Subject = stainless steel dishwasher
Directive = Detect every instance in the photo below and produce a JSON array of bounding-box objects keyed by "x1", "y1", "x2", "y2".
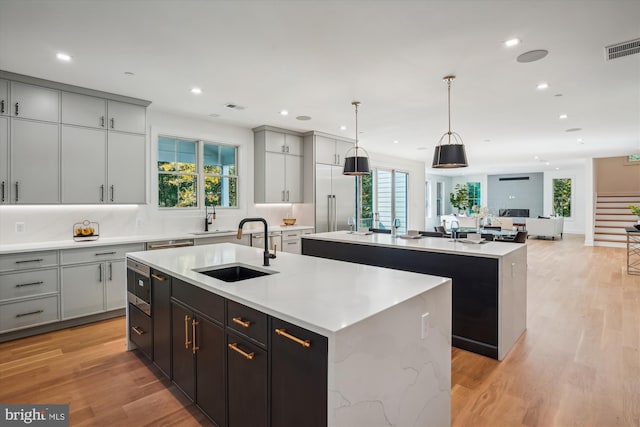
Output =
[{"x1": 145, "y1": 239, "x2": 195, "y2": 250}]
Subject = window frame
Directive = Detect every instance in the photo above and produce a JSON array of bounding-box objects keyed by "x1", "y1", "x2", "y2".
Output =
[{"x1": 157, "y1": 134, "x2": 240, "y2": 210}]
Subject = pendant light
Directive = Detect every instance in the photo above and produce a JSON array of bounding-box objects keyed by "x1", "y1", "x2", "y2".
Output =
[
  {"x1": 432, "y1": 75, "x2": 468, "y2": 168},
  {"x1": 343, "y1": 101, "x2": 370, "y2": 176}
]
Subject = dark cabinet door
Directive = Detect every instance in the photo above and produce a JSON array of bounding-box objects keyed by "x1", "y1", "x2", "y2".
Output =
[
  {"x1": 171, "y1": 301, "x2": 195, "y2": 401},
  {"x1": 196, "y1": 316, "x2": 226, "y2": 427},
  {"x1": 152, "y1": 270, "x2": 171, "y2": 377},
  {"x1": 270, "y1": 318, "x2": 328, "y2": 427},
  {"x1": 227, "y1": 333, "x2": 268, "y2": 427}
]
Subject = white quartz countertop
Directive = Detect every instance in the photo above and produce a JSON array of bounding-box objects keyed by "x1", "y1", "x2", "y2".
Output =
[
  {"x1": 127, "y1": 243, "x2": 450, "y2": 337},
  {"x1": 0, "y1": 225, "x2": 313, "y2": 255},
  {"x1": 303, "y1": 231, "x2": 524, "y2": 258}
]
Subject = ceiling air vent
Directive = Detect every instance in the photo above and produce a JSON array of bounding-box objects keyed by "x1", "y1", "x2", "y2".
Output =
[{"x1": 605, "y1": 38, "x2": 640, "y2": 61}]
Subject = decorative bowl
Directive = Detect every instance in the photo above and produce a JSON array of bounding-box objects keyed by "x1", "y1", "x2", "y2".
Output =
[{"x1": 283, "y1": 218, "x2": 297, "y2": 226}]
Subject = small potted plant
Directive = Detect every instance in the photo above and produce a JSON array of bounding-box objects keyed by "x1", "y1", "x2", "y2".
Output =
[{"x1": 630, "y1": 205, "x2": 640, "y2": 228}]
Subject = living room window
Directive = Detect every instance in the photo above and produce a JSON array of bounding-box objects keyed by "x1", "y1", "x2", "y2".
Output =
[
  {"x1": 158, "y1": 135, "x2": 238, "y2": 208},
  {"x1": 467, "y1": 182, "x2": 481, "y2": 213},
  {"x1": 552, "y1": 177, "x2": 572, "y2": 217}
]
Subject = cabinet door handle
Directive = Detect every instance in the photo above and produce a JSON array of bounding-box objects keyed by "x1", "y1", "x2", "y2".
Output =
[
  {"x1": 14, "y1": 181, "x2": 18, "y2": 202},
  {"x1": 95, "y1": 251, "x2": 116, "y2": 256},
  {"x1": 110, "y1": 185, "x2": 114, "y2": 202},
  {"x1": 287, "y1": 242, "x2": 297, "y2": 245},
  {"x1": 184, "y1": 315, "x2": 192, "y2": 349},
  {"x1": 100, "y1": 184, "x2": 104, "y2": 202},
  {"x1": 228, "y1": 343, "x2": 254, "y2": 360},
  {"x1": 131, "y1": 326, "x2": 145, "y2": 336},
  {"x1": 192, "y1": 319, "x2": 199, "y2": 354},
  {"x1": 15, "y1": 281, "x2": 44, "y2": 288},
  {"x1": 14, "y1": 102, "x2": 19, "y2": 116},
  {"x1": 98, "y1": 264, "x2": 103, "y2": 282},
  {"x1": 232, "y1": 317, "x2": 251, "y2": 328},
  {"x1": 286, "y1": 145, "x2": 290, "y2": 153},
  {"x1": 108, "y1": 262, "x2": 113, "y2": 281},
  {"x1": 0, "y1": 99, "x2": 4, "y2": 113},
  {"x1": 275, "y1": 328, "x2": 311, "y2": 348},
  {"x1": 16, "y1": 309, "x2": 43, "y2": 318},
  {"x1": 151, "y1": 273, "x2": 167, "y2": 281},
  {"x1": 334, "y1": 154, "x2": 338, "y2": 165},
  {"x1": 100, "y1": 116, "x2": 105, "y2": 127},
  {"x1": 15, "y1": 258, "x2": 44, "y2": 264},
  {"x1": 110, "y1": 118, "x2": 115, "y2": 129},
  {"x1": 1, "y1": 181, "x2": 4, "y2": 202},
  {"x1": 281, "y1": 190, "x2": 285, "y2": 202}
]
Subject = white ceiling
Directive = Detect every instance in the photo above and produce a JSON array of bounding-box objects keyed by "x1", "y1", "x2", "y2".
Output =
[{"x1": 1, "y1": 0, "x2": 639, "y2": 176}]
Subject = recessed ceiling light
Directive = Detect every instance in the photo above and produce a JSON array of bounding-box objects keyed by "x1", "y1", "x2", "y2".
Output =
[
  {"x1": 393, "y1": 140, "x2": 399, "y2": 144},
  {"x1": 340, "y1": 125, "x2": 347, "y2": 131},
  {"x1": 577, "y1": 138, "x2": 584, "y2": 143},
  {"x1": 295, "y1": 115, "x2": 312, "y2": 121},
  {"x1": 191, "y1": 87, "x2": 202, "y2": 95},
  {"x1": 545, "y1": 162, "x2": 551, "y2": 166},
  {"x1": 279, "y1": 110, "x2": 289, "y2": 116},
  {"x1": 504, "y1": 38, "x2": 520, "y2": 47},
  {"x1": 536, "y1": 82, "x2": 549, "y2": 90},
  {"x1": 559, "y1": 114, "x2": 568, "y2": 119},
  {"x1": 517, "y1": 49, "x2": 549, "y2": 63},
  {"x1": 56, "y1": 52, "x2": 72, "y2": 62},
  {"x1": 534, "y1": 155, "x2": 539, "y2": 160},
  {"x1": 555, "y1": 167, "x2": 560, "y2": 170}
]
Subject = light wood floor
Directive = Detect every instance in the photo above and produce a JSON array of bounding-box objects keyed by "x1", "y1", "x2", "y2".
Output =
[{"x1": 1, "y1": 234, "x2": 638, "y2": 426}]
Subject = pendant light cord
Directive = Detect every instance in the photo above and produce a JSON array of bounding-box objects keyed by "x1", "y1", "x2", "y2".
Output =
[
  {"x1": 446, "y1": 76, "x2": 453, "y2": 143},
  {"x1": 353, "y1": 101, "x2": 360, "y2": 154}
]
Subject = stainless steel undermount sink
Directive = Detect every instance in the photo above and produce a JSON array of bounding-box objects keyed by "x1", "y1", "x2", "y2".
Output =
[
  {"x1": 190, "y1": 229, "x2": 234, "y2": 235},
  {"x1": 194, "y1": 263, "x2": 276, "y2": 282}
]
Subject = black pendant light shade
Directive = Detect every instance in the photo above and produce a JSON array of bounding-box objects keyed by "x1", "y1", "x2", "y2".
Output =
[
  {"x1": 343, "y1": 101, "x2": 370, "y2": 176},
  {"x1": 432, "y1": 75, "x2": 469, "y2": 169},
  {"x1": 432, "y1": 133, "x2": 468, "y2": 168}
]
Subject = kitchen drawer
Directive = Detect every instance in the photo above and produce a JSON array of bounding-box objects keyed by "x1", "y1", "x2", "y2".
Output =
[
  {"x1": 129, "y1": 303, "x2": 152, "y2": 359},
  {"x1": 227, "y1": 300, "x2": 268, "y2": 346},
  {"x1": 61, "y1": 243, "x2": 144, "y2": 265},
  {"x1": 0, "y1": 268, "x2": 59, "y2": 301},
  {"x1": 172, "y1": 278, "x2": 224, "y2": 323},
  {"x1": 0, "y1": 251, "x2": 58, "y2": 273},
  {"x1": 281, "y1": 230, "x2": 301, "y2": 241},
  {"x1": 0, "y1": 295, "x2": 59, "y2": 333},
  {"x1": 283, "y1": 239, "x2": 301, "y2": 254}
]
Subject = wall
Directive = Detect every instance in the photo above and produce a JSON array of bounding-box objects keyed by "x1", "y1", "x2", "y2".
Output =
[
  {"x1": 0, "y1": 108, "x2": 313, "y2": 244},
  {"x1": 487, "y1": 173, "x2": 544, "y2": 218},
  {"x1": 594, "y1": 156, "x2": 640, "y2": 195},
  {"x1": 369, "y1": 152, "x2": 426, "y2": 231}
]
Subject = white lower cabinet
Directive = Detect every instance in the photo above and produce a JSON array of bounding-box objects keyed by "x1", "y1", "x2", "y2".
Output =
[
  {"x1": 105, "y1": 259, "x2": 126, "y2": 311},
  {"x1": 61, "y1": 263, "x2": 105, "y2": 319},
  {"x1": 0, "y1": 295, "x2": 59, "y2": 332}
]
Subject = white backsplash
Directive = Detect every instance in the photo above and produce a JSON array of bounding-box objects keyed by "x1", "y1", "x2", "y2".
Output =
[{"x1": 0, "y1": 203, "x2": 315, "y2": 245}]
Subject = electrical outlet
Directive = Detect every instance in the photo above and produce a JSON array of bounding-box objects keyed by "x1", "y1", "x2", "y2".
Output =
[
  {"x1": 421, "y1": 312, "x2": 430, "y2": 339},
  {"x1": 15, "y1": 222, "x2": 25, "y2": 233}
]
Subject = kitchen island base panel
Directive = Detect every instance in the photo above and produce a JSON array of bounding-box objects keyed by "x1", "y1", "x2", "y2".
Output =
[{"x1": 329, "y1": 283, "x2": 451, "y2": 427}]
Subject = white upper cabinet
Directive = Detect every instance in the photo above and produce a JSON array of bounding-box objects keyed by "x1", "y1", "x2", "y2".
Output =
[
  {"x1": 265, "y1": 131, "x2": 302, "y2": 155},
  {"x1": 0, "y1": 79, "x2": 8, "y2": 116},
  {"x1": 0, "y1": 117, "x2": 8, "y2": 203},
  {"x1": 107, "y1": 100, "x2": 146, "y2": 134},
  {"x1": 10, "y1": 82, "x2": 59, "y2": 123},
  {"x1": 315, "y1": 134, "x2": 353, "y2": 166},
  {"x1": 107, "y1": 132, "x2": 146, "y2": 203},
  {"x1": 61, "y1": 125, "x2": 107, "y2": 203},
  {"x1": 11, "y1": 119, "x2": 60, "y2": 203},
  {"x1": 61, "y1": 92, "x2": 107, "y2": 129}
]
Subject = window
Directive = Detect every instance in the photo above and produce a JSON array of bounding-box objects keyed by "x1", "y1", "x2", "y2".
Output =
[
  {"x1": 425, "y1": 181, "x2": 432, "y2": 219},
  {"x1": 158, "y1": 136, "x2": 238, "y2": 208},
  {"x1": 552, "y1": 178, "x2": 572, "y2": 217},
  {"x1": 467, "y1": 182, "x2": 481, "y2": 213},
  {"x1": 436, "y1": 182, "x2": 444, "y2": 216},
  {"x1": 359, "y1": 169, "x2": 409, "y2": 234}
]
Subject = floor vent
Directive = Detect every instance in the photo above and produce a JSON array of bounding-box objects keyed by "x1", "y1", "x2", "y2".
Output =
[{"x1": 605, "y1": 38, "x2": 640, "y2": 61}]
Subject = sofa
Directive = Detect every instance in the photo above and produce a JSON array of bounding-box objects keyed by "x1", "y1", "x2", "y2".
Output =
[{"x1": 525, "y1": 217, "x2": 564, "y2": 239}]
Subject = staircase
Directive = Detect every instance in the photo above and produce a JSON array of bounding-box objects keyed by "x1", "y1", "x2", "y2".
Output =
[{"x1": 594, "y1": 193, "x2": 640, "y2": 247}]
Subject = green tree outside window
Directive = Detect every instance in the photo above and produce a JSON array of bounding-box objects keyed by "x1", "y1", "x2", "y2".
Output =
[{"x1": 552, "y1": 178, "x2": 572, "y2": 217}]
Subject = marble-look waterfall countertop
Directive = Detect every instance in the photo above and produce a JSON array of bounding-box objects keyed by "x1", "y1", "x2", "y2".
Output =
[
  {"x1": 127, "y1": 242, "x2": 450, "y2": 337},
  {"x1": 303, "y1": 230, "x2": 523, "y2": 258},
  {"x1": 0, "y1": 225, "x2": 313, "y2": 255}
]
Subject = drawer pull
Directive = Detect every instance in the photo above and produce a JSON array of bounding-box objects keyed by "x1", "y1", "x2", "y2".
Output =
[
  {"x1": 151, "y1": 274, "x2": 167, "y2": 282},
  {"x1": 15, "y1": 281, "x2": 44, "y2": 288},
  {"x1": 228, "y1": 343, "x2": 254, "y2": 360},
  {"x1": 287, "y1": 242, "x2": 297, "y2": 245},
  {"x1": 95, "y1": 251, "x2": 116, "y2": 256},
  {"x1": 15, "y1": 258, "x2": 44, "y2": 264},
  {"x1": 131, "y1": 326, "x2": 145, "y2": 335},
  {"x1": 192, "y1": 319, "x2": 199, "y2": 354},
  {"x1": 184, "y1": 315, "x2": 192, "y2": 349},
  {"x1": 16, "y1": 309, "x2": 44, "y2": 318},
  {"x1": 275, "y1": 328, "x2": 311, "y2": 348},
  {"x1": 232, "y1": 317, "x2": 252, "y2": 328}
]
